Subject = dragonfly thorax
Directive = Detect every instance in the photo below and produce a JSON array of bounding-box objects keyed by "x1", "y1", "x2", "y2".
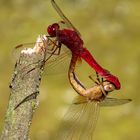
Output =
[{"x1": 57, "y1": 29, "x2": 84, "y2": 55}]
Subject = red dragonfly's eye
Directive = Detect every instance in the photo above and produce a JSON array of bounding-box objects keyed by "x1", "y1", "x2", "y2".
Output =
[{"x1": 47, "y1": 23, "x2": 60, "y2": 37}]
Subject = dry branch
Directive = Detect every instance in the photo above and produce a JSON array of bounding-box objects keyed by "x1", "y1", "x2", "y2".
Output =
[{"x1": 0, "y1": 35, "x2": 48, "y2": 140}]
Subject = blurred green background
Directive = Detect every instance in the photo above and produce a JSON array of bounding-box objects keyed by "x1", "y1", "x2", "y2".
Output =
[{"x1": 0, "y1": 0, "x2": 140, "y2": 139}]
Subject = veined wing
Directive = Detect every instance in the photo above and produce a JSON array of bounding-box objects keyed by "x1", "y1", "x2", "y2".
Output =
[
  {"x1": 99, "y1": 97, "x2": 132, "y2": 107},
  {"x1": 56, "y1": 99, "x2": 100, "y2": 140},
  {"x1": 13, "y1": 37, "x2": 75, "y2": 75},
  {"x1": 44, "y1": 48, "x2": 71, "y2": 75},
  {"x1": 51, "y1": 0, "x2": 81, "y2": 36},
  {"x1": 54, "y1": 94, "x2": 131, "y2": 140}
]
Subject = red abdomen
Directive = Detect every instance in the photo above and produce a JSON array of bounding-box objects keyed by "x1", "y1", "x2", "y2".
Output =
[{"x1": 80, "y1": 48, "x2": 121, "y2": 89}]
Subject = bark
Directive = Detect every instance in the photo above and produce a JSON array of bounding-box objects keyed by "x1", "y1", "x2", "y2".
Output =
[{"x1": 0, "y1": 35, "x2": 48, "y2": 140}]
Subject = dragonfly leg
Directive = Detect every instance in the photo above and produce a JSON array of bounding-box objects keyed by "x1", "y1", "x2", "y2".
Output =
[
  {"x1": 56, "y1": 41, "x2": 61, "y2": 55},
  {"x1": 88, "y1": 75, "x2": 99, "y2": 85},
  {"x1": 96, "y1": 72, "x2": 101, "y2": 83},
  {"x1": 101, "y1": 77, "x2": 104, "y2": 82},
  {"x1": 89, "y1": 73, "x2": 107, "y2": 97},
  {"x1": 45, "y1": 41, "x2": 62, "y2": 62},
  {"x1": 46, "y1": 38, "x2": 61, "y2": 55},
  {"x1": 88, "y1": 71, "x2": 103, "y2": 85},
  {"x1": 96, "y1": 73, "x2": 107, "y2": 96},
  {"x1": 95, "y1": 72, "x2": 105, "y2": 83},
  {"x1": 47, "y1": 39, "x2": 58, "y2": 53},
  {"x1": 14, "y1": 91, "x2": 39, "y2": 110}
]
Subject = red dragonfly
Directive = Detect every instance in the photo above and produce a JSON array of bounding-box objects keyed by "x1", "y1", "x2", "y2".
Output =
[{"x1": 47, "y1": 0, "x2": 121, "y2": 90}]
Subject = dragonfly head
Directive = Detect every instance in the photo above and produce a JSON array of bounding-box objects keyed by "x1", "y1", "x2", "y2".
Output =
[
  {"x1": 102, "y1": 81, "x2": 115, "y2": 93},
  {"x1": 47, "y1": 23, "x2": 60, "y2": 37}
]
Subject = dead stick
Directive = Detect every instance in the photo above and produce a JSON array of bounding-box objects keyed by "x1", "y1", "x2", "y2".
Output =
[{"x1": 0, "y1": 35, "x2": 48, "y2": 140}]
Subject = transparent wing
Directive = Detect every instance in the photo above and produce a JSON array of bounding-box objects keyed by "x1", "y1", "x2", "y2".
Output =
[
  {"x1": 13, "y1": 39, "x2": 54, "y2": 62},
  {"x1": 44, "y1": 48, "x2": 81, "y2": 75},
  {"x1": 13, "y1": 40, "x2": 75, "y2": 75},
  {"x1": 99, "y1": 97, "x2": 132, "y2": 107},
  {"x1": 51, "y1": 0, "x2": 81, "y2": 36},
  {"x1": 53, "y1": 97, "x2": 131, "y2": 140},
  {"x1": 12, "y1": 42, "x2": 40, "y2": 61},
  {"x1": 77, "y1": 102, "x2": 100, "y2": 140},
  {"x1": 43, "y1": 48, "x2": 71, "y2": 75},
  {"x1": 56, "y1": 98, "x2": 100, "y2": 140}
]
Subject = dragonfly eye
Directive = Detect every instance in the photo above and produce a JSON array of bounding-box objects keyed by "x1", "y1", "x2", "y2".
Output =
[
  {"x1": 47, "y1": 23, "x2": 60, "y2": 37},
  {"x1": 104, "y1": 83, "x2": 115, "y2": 92}
]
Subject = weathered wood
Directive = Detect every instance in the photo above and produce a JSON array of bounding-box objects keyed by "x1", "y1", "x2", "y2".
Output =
[{"x1": 0, "y1": 35, "x2": 48, "y2": 140}]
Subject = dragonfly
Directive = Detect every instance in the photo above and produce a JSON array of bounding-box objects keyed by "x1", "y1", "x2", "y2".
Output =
[
  {"x1": 46, "y1": 0, "x2": 121, "y2": 90},
  {"x1": 53, "y1": 54, "x2": 131, "y2": 140}
]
